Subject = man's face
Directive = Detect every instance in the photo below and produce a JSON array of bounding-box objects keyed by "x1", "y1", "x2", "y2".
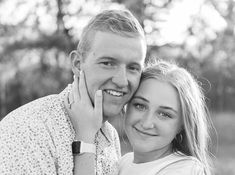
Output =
[{"x1": 80, "y1": 31, "x2": 146, "y2": 119}]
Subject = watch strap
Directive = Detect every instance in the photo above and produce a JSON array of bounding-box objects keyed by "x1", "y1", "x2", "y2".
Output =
[{"x1": 72, "y1": 140, "x2": 96, "y2": 155}]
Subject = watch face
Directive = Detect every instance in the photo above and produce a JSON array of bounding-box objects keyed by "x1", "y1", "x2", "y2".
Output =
[{"x1": 72, "y1": 141, "x2": 81, "y2": 154}]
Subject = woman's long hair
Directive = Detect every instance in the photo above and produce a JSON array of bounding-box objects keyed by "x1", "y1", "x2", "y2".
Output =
[{"x1": 141, "y1": 60, "x2": 213, "y2": 175}]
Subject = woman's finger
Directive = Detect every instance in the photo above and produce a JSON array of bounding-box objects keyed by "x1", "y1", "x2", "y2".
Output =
[
  {"x1": 79, "y1": 70, "x2": 92, "y2": 105},
  {"x1": 94, "y1": 90, "x2": 103, "y2": 122}
]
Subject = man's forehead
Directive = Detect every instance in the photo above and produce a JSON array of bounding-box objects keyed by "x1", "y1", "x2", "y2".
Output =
[{"x1": 84, "y1": 31, "x2": 146, "y2": 64}]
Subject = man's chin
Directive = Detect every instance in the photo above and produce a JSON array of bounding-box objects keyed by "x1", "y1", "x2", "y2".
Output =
[{"x1": 103, "y1": 106, "x2": 122, "y2": 120}]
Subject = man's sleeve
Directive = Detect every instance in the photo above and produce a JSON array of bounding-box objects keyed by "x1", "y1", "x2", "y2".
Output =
[{"x1": 0, "y1": 114, "x2": 57, "y2": 175}]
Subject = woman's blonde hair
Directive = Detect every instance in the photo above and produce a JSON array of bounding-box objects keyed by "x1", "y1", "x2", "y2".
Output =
[{"x1": 142, "y1": 59, "x2": 213, "y2": 175}]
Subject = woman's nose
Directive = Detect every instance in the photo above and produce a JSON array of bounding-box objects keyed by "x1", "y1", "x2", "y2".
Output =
[{"x1": 141, "y1": 113, "x2": 155, "y2": 129}]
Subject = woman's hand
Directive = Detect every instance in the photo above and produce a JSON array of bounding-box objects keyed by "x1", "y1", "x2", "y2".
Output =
[{"x1": 64, "y1": 71, "x2": 103, "y2": 143}]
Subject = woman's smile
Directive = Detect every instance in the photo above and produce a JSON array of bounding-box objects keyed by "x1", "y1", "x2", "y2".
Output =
[{"x1": 133, "y1": 126, "x2": 158, "y2": 137}]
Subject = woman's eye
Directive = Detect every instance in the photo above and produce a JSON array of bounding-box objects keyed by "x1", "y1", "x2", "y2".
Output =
[
  {"x1": 158, "y1": 112, "x2": 172, "y2": 119},
  {"x1": 133, "y1": 103, "x2": 146, "y2": 111}
]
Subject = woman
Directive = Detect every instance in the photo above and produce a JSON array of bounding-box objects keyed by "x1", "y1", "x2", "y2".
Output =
[
  {"x1": 119, "y1": 60, "x2": 213, "y2": 175},
  {"x1": 66, "y1": 60, "x2": 213, "y2": 175}
]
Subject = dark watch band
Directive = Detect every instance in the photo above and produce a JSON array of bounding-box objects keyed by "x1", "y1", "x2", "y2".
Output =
[{"x1": 72, "y1": 140, "x2": 96, "y2": 155}]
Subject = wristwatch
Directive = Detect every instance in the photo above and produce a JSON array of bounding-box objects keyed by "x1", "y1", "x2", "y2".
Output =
[{"x1": 72, "y1": 140, "x2": 96, "y2": 155}]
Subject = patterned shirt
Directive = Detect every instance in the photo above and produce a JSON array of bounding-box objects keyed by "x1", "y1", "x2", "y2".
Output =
[{"x1": 0, "y1": 85, "x2": 121, "y2": 175}]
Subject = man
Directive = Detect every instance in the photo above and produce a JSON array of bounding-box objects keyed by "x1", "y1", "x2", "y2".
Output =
[{"x1": 0, "y1": 9, "x2": 146, "y2": 175}]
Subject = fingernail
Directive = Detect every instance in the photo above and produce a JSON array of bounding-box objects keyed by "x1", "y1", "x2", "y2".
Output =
[
  {"x1": 96, "y1": 90, "x2": 102, "y2": 96},
  {"x1": 80, "y1": 70, "x2": 83, "y2": 76},
  {"x1": 73, "y1": 75, "x2": 76, "y2": 80}
]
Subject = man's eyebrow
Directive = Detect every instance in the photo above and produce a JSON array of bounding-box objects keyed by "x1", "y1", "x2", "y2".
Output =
[
  {"x1": 97, "y1": 56, "x2": 117, "y2": 61},
  {"x1": 132, "y1": 96, "x2": 149, "y2": 102},
  {"x1": 97, "y1": 57, "x2": 142, "y2": 68},
  {"x1": 159, "y1": 106, "x2": 178, "y2": 114},
  {"x1": 130, "y1": 62, "x2": 142, "y2": 67}
]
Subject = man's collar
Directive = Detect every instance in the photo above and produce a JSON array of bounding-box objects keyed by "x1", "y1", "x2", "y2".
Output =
[
  {"x1": 59, "y1": 84, "x2": 72, "y2": 100},
  {"x1": 60, "y1": 84, "x2": 112, "y2": 143},
  {"x1": 100, "y1": 122, "x2": 112, "y2": 143}
]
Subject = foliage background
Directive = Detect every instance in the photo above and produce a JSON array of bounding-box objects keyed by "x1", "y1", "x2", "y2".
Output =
[{"x1": 0, "y1": 0, "x2": 235, "y2": 174}]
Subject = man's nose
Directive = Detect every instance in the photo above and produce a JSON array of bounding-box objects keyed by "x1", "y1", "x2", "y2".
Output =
[{"x1": 112, "y1": 67, "x2": 128, "y2": 88}]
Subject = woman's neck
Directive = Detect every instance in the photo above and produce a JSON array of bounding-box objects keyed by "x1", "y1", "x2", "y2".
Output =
[{"x1": 133, "y1": 145, "x2": 173, "y2": 164}]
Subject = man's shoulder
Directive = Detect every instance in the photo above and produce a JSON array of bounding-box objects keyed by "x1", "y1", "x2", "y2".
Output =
[
  {"x1": 0, "y1": 92, "x2": 73, "y2": 142},
  {"x1": 0, "y1": 92, "x2": 74, "y2": 174},
  {"x1": 8, "y1": 94, "x2": 60, "y2": 116},
  {"x1": 1, "y1": 94, "x2": 64, "y2": 127}
]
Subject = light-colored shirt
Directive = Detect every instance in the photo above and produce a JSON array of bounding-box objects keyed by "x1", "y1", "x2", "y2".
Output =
[
  {"x1": 0, "y1": 85, "x2": 121, "y2": 175},
  {"x1": 119, "y1": 152, "x2": 205, "y2": 175}
]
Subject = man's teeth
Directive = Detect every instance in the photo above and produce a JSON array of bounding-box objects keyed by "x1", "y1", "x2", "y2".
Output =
[{"x1": 105, "y1": 90, "x2": 124, "y2": 97}]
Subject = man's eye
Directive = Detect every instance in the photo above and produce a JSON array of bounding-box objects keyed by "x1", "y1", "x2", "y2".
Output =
[
  {"x1": 101, "y1": 62, "x2": 114, "y2": 66},
  {"x1": 128, "y1": 66, "x2": 141, "y2": 73},
  {"x1": 133, "y1": 103, "x2": 146, "y2": 111}
]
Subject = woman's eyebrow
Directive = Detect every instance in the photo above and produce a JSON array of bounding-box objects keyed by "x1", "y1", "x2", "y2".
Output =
[
  {"x1": 132, "y1": 96, "x2": 149, "y2": 103},
  {"x1": 159, "y1": 106, "x2": 178, "y2": 114}
]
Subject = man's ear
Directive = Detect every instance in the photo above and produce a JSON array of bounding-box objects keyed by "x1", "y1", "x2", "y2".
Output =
[{"x1": 70, "y1": 50, "x2": 81, "y2": 77}]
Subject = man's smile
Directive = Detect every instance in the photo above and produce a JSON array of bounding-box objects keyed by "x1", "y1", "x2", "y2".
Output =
[{"x1": 104, "y1": 89, "x2": 127, "y2": 97}]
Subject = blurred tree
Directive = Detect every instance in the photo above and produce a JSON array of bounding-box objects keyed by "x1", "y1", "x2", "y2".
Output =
[
  {"x1": 1, "y1": 0, "x2": 235, "y2": 119},
  {"x1": 0, "y1": 0, "x2": 123, "y2": 119},
  {"x1": 131, "y1": 0, "x2": 235, "y2": 112},
  {"x1": 194, "y1": 0, "x2": 235, "y2": 111},
  {"x1": 0, "y1": 0, "x2": 77, "y2": 118}
]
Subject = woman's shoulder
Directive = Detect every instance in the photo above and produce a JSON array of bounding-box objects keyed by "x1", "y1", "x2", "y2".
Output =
[
  {"x1": 158, "y1": 152, "x2": 205, "y2": 175},
  {"x1": 119, "y1": 152, "x2": 134, "y2": 166},
  {"x1": 120, "y1": 152, "x2": 133, "y2": 161}
]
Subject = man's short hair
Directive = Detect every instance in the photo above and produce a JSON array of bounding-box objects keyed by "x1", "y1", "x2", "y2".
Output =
[{"x1": 77, "y1": 9, "x2": 146, "y2": 59}]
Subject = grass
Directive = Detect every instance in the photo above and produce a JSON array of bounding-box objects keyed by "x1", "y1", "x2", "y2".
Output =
[
  {"x1": 110, "y1": 112, "x2": 235, "y2": 175},
  {"x1": 210, "y1": 112, "x2": 235, "y2": 175}
]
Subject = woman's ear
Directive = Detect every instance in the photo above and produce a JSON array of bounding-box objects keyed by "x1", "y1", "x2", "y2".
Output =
[
  {"x1": 177, "y1": 126, "x2": 183, "y2": 135},
  {"x1": 70, "y1": 50, "x2": 81, "y2": 77}
]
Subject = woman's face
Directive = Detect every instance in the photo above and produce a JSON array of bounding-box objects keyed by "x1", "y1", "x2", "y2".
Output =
[{"x1": 125, "y1": 78, "x2": 182, "y2": 162}]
